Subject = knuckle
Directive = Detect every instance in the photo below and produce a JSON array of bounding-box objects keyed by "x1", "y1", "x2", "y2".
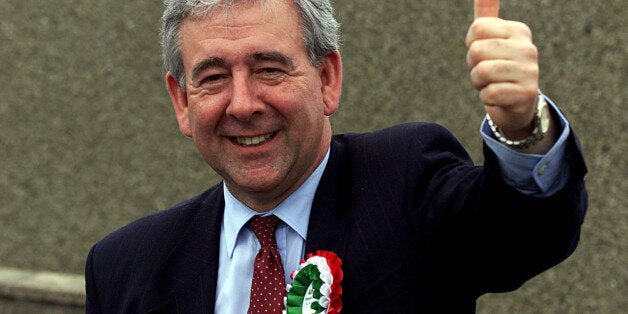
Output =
[
  {"x1": 527, "y1": 64, "x2": 539, "y2": 78},
  {"x1": 467, "y1": 42, "x2": 483, "y2": 62},
  {"x1": 474, "y1": 63, "x2": 490, "y2": 80},
  {"x1": 513, "y1": 21, "x2": 533, "y2": 38},
  {"x1": 482, "y1": 85, "x2": 500, "y2": 103},
  {"x1": 470, "y1": 20, "x2": 489, "y2": 37},
  {"x1": 470, "y1": 68, "x2": 484, "y2": 88},
  {"x1": 522, "y1": 43, "x2": 538, "y2": 60},
  {"x1": 523, "y1": 24, "x2": 533, "y2": 38}
]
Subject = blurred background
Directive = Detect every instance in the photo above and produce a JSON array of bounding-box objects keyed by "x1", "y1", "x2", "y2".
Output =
[{"x1": 0, "y1": 0, "x2": 625, "y2": 312}]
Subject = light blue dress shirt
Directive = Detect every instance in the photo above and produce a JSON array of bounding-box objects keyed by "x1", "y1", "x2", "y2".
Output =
[
  {"x1": 481, "y1": 96, "x2": 571, "y2": 196},
  {"x1": 214, "y1": 96, "x2": 571, "y2": 313}
]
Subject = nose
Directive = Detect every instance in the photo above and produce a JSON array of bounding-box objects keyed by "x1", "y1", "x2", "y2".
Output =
[{"x1": 225, "y1": 73, "x2": 265, "y2": 122}]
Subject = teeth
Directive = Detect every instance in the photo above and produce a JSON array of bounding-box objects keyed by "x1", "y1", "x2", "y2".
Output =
[{"x1": 235, "y1": 133, "x2": 272, "y2": 146}]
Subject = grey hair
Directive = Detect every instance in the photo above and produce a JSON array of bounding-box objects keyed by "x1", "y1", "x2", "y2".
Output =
[{"x1": 161, "y1": 0, "x2": 340, "y2": 89}]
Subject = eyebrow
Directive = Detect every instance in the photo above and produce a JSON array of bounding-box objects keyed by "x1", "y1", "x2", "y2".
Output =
[{"x1": 249, "y1": 51, "x2": 294, "y2": 70}]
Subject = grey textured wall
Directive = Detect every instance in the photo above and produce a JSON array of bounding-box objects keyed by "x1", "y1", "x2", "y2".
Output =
[{"x1": 1, "y1": 0, "x2": 625, "y2": 312}]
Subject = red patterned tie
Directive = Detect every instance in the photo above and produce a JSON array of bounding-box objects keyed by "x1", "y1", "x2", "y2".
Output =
[{"x1": 248, "y1": 215, "x2": 286, "y2": 313}]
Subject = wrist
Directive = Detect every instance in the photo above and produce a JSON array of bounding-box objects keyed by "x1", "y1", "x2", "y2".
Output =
[{"x1": 487, "y1": 90, "x2": 551, "y2": 149}]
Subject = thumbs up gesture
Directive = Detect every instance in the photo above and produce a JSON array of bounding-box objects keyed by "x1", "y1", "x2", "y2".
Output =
[{"x1": 466, "y1": 0, "x2": 552, "y2": 151}]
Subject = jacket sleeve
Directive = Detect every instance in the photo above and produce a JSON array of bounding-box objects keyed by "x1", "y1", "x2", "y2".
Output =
[{"x1": 423, "y1": 124, "x2": 588, "y2": 297}]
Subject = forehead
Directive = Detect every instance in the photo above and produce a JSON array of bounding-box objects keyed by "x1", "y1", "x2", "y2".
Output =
[{"x1": 179, "y1": 0, "x2": 303, "y2": 51}]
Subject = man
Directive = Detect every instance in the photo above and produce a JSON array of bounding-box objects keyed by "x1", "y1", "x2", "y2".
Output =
[{"x1": 85, "y1": 0, "x2": 587, "y2": 312}]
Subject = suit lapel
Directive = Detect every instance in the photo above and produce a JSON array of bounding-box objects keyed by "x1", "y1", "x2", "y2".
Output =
[
  {"x1": 142, "y1": 186, "x2": 225, "y2": 313},
  {"x1": 305, "y1": 136, "x2": 352, "y2": 259}
]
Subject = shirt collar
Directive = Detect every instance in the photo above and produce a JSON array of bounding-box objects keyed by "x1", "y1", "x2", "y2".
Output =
[{"x1": 222, "y1": 149, "x2": 330, "y2": 258}]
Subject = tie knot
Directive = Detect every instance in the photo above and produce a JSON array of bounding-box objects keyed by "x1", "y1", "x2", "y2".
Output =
[{"x1": 250, "y1": 215, "x2": 280, "y2": 248}]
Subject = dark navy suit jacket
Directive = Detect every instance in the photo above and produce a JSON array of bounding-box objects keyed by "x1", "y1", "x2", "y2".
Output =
[{"x1": 86, "y1": 123, "x2": 588, "y2": 313}]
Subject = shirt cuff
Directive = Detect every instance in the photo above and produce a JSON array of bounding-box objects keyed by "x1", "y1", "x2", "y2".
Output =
[{"x1": 480, "y1": 96, "x2": 571, "y2": 197}]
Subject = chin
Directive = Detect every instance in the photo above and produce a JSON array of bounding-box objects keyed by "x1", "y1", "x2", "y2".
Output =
[{"x1": 228, "y1": 173, "x2": 285, "y2": 194}]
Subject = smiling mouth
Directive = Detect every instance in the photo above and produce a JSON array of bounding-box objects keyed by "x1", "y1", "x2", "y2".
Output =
[{"x1": 232, "y1": 132, "x2": 276, "y2": 147}]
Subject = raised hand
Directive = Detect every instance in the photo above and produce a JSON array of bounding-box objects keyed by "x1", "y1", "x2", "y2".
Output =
[{"x1": 466, "y1": 0, "x2": 550, "y2": 150}]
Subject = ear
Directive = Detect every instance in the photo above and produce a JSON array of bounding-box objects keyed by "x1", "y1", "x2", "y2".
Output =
[
  {"x1": 166, "y1": 72, "x2": 193, "y2": 137},
  {"x1": 319, "y1": 50, "x2": 342, "y2": 116}
]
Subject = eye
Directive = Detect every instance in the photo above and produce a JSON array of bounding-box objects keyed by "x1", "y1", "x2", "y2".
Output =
[
  {"x1": 258, "y1": 67, "x2": 284, "y2": 76},
  {"x1": 202, "y1": 73, "x2": 227, "y2": 84},
  {"x1": 195, "y1": 73, "x2": 231, "y2": 94},
  {"x1": 261, "y1": 68, "x2": 281, "y2": 74},
  {"x1": 256, "y1": 67, "x2": 286, "y2": 83}
]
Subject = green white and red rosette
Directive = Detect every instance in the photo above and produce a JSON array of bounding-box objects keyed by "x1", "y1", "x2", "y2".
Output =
[{"x1": 283, "y1": 250, "x2": 343, "y2": 314}]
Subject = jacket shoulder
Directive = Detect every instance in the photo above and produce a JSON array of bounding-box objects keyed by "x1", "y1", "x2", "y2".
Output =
[
  {"x1": 338, "y1": 122, "x2": 468, "y2": 155},
  {"x1": 85, "y1": 184, "x2": 224, "y2": 312},
  {"x1": 96, "y1": 185, "x2": 220, "y2": 251}
]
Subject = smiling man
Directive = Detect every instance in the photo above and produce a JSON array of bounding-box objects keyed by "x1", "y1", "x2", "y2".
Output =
[
  {"x1": 86, "y1": 0, "x2": 587, "y2": 313},
  {"x1": 166, "y1": 1, "x2": 340, "y2": 212}
]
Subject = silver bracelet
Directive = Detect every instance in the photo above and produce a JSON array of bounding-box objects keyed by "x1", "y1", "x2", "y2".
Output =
[{"x1": 486, "y1": 91, "x2": 549, "y2": 149}]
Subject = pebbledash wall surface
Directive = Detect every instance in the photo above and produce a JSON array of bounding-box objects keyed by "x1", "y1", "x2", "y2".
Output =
[{"x1": 0, "y1": 1, "x2": 625, "y2": 312}]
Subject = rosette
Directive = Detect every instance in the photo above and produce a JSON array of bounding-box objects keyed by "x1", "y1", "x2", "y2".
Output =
[{"x1": 283, "y1": 250, "x2": 343, "y2": 314}]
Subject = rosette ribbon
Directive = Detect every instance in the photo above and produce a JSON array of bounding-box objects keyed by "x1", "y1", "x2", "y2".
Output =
[{"x1": 283, "y1": 250, "x2": 343, "y2": 314}]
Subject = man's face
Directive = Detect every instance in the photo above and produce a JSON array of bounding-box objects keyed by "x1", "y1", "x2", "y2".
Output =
[{"x1": 167, "y1": 0, "x2": 341, "y2": 211}]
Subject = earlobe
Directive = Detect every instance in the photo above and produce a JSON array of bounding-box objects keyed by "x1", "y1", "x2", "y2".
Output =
[
  {"x1": 166, "y1": 72, "x2": 193, "y2": 137},
  {"x1": 320, "y1": 51, "x2": 342, "y2": 116}
]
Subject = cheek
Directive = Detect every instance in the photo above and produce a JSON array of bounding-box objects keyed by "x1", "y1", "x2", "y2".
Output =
[
  {"x1": 187, "y1": 99, "x2": 225, "y2": 133},
  {"x1": 268, "y1": 82, "x2": 325, "y2": 116}
]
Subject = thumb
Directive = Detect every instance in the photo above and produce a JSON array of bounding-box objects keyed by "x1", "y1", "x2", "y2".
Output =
[{"x1": 474, "y1": 0, "x2": 500, "y2": 20}]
